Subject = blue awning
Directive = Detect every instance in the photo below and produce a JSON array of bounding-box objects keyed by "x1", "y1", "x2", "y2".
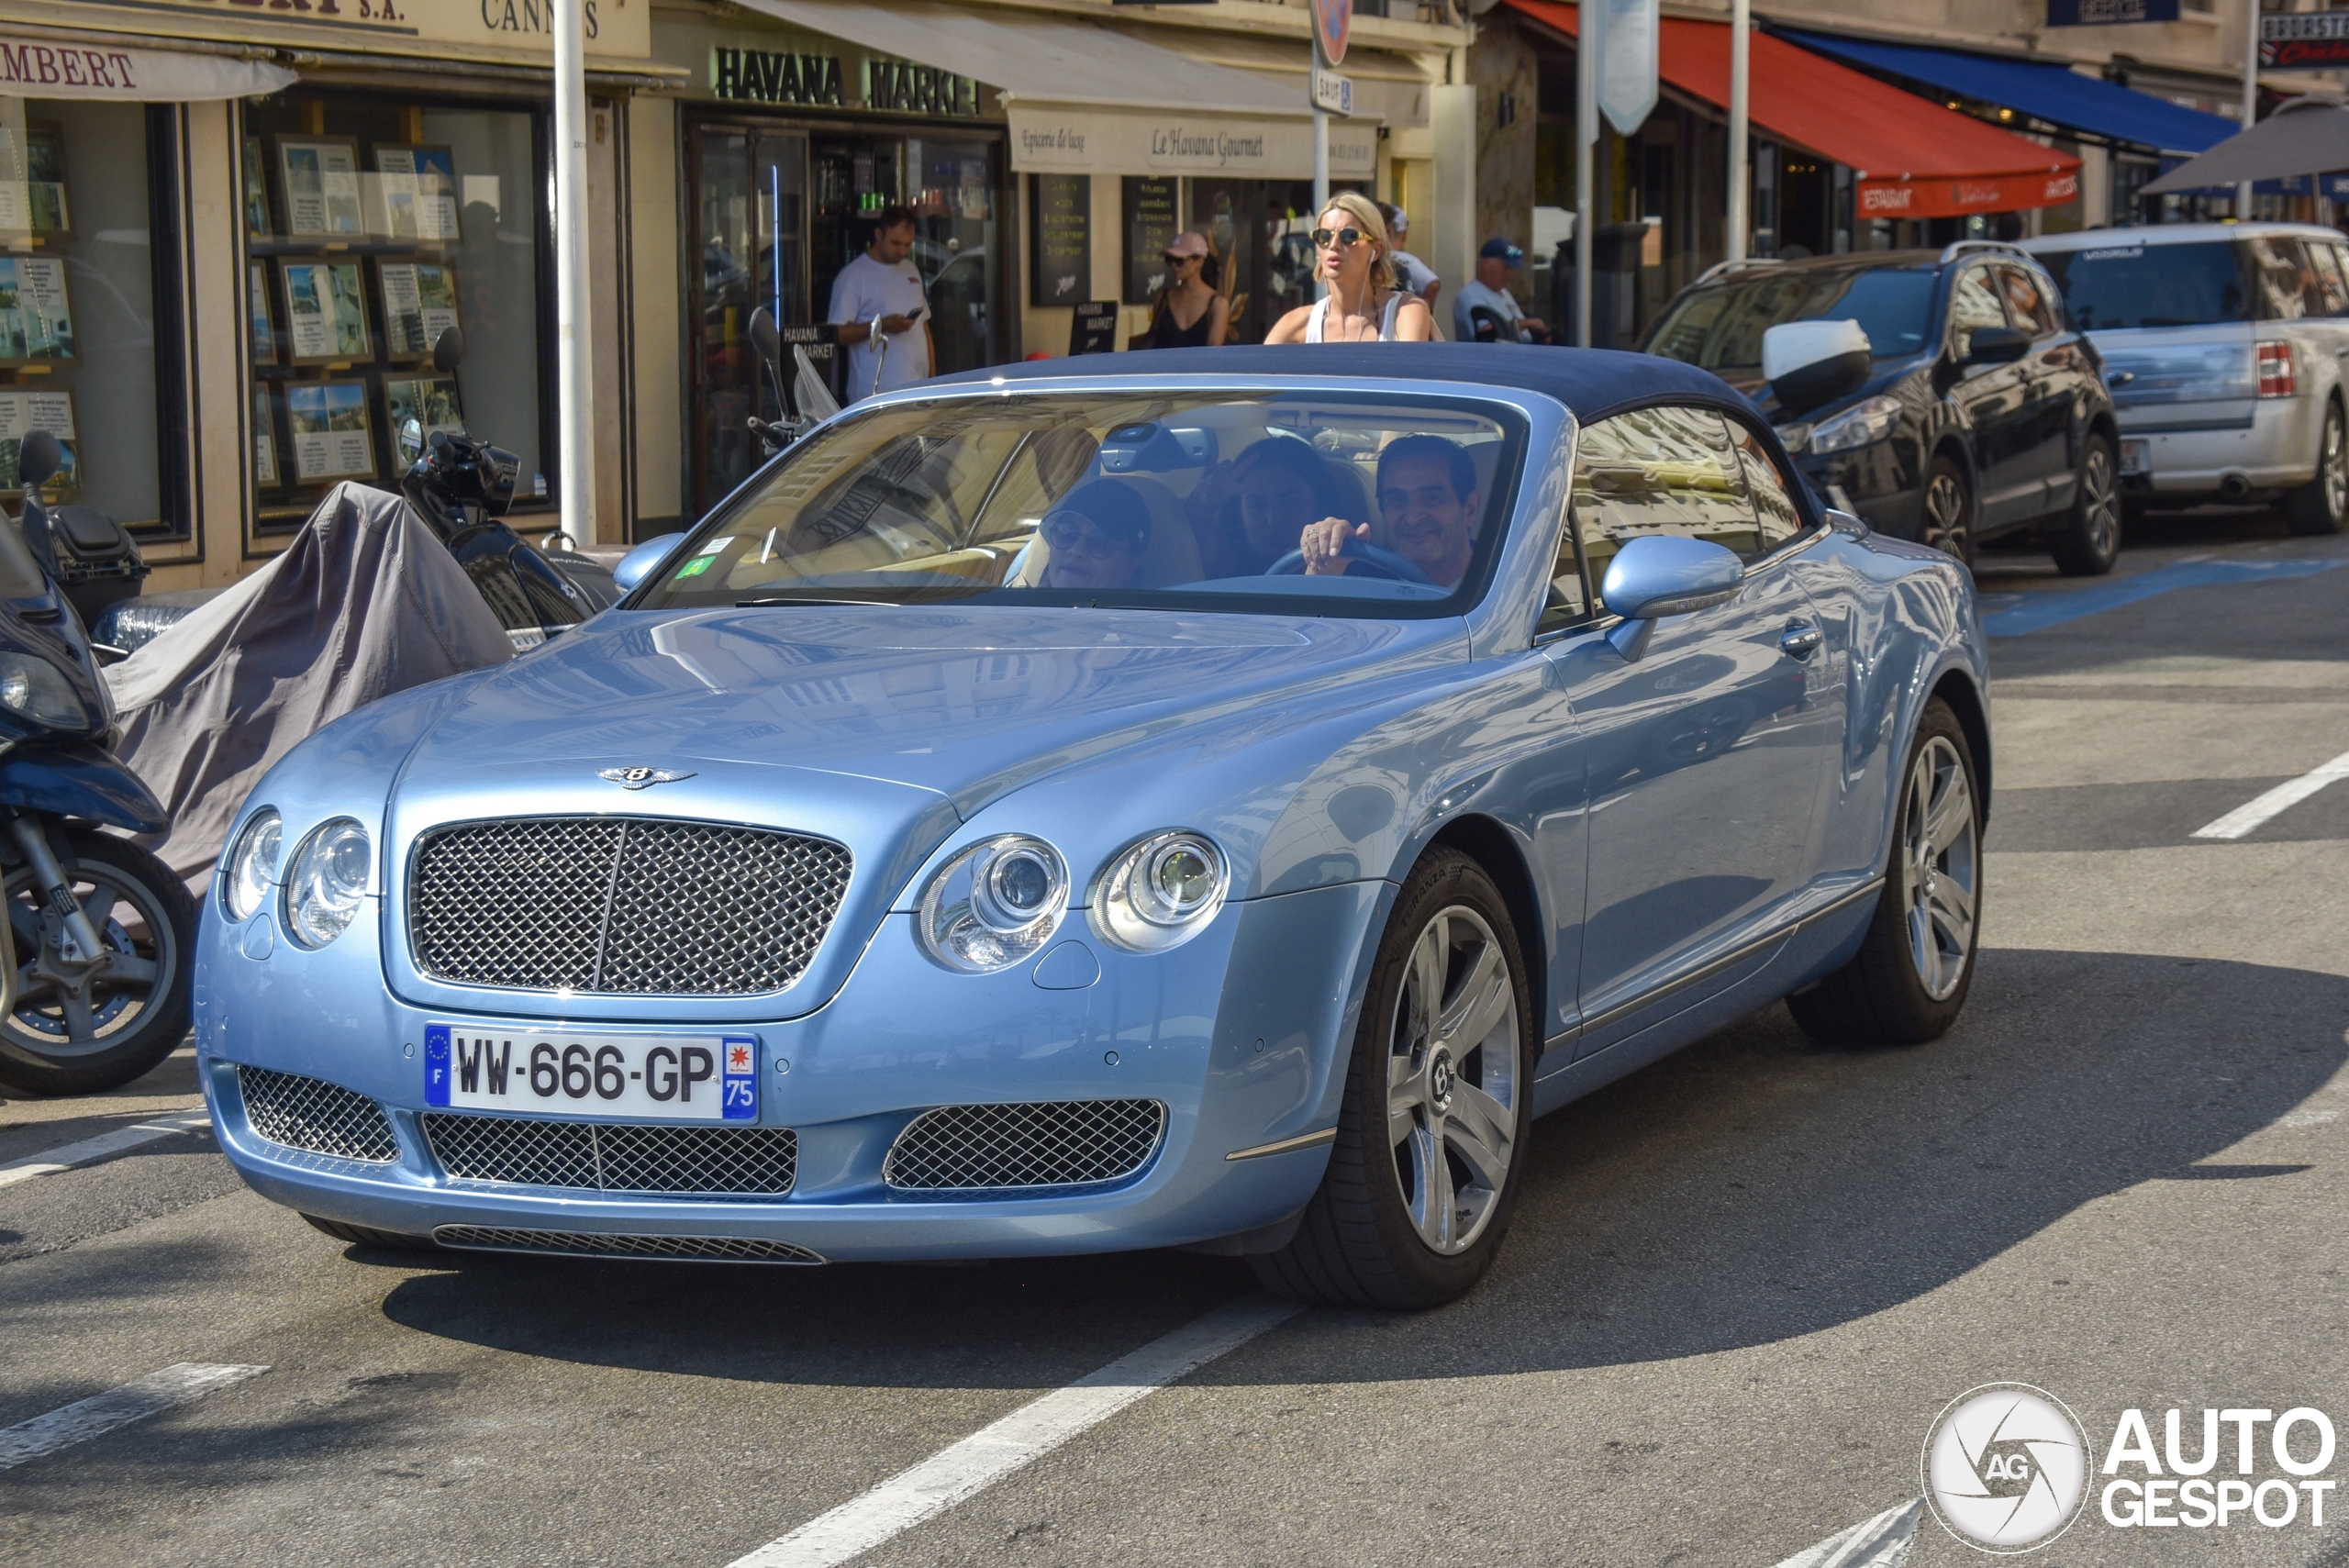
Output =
[{"x1": 1780, "y1": 30, "x2": 2238, "y2": 157}]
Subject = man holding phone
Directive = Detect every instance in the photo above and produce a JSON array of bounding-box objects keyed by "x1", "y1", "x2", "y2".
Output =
[{"x1": 829, "y1": 206, "x2": 933, "y2": 401}]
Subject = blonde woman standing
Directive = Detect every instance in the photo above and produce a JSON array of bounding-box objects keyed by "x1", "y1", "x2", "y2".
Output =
[{"x1": 1265, "y1": 193, "x2": 1436, "y2": 344}]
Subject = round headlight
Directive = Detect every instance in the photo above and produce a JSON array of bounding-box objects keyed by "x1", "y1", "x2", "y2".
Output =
[
  {"x1": 283, "y1": 817, "x2": 372, "y2": 949},
  {"x1": 917, "y1": 834, "x2": 1068, "y2": 973},
  {"x1": 0, "y1": 651, "x2": 91, "y2": 729},
  {"x1": 1093, "y1": 830, "x2": 1230, "y2": 952},
  {"x1": 222, "y1": 808, "x2": 282, "y2": 922}
]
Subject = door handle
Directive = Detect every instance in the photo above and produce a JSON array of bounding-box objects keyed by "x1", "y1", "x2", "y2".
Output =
[{"x1": 1780, "y1": 623, "x2": 1823, "y2": 661}]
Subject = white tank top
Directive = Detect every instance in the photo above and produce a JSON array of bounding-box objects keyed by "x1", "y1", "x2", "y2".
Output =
[{"x1": 1306, "y1": 292, "x2": 1404, "y2": 343}]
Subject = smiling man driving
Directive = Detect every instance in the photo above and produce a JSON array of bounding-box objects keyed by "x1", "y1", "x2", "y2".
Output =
[{"x1": 1299, "y1": 435, "x2": 1481, "y2": 588}]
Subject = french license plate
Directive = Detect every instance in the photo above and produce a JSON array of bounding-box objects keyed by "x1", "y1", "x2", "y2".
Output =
[
  {"x1": 424, "y1": 1024, "x2": 758, "y2": 1121},
  {"x1": 2120, "y1": 438, "x2": 2149, "y2": 476}
]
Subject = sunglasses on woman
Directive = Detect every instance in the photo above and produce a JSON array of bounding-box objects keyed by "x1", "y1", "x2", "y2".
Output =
[
  {"x1": 1042, "y1": 513, "x2": 1144, "y2": 555},
  {"x1": 1309, "y1": 227, "x2": 1367, "y2": 249}
]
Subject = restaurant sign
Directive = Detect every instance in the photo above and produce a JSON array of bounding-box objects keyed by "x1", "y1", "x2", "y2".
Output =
[{"x1": 2262, "y1": 12, "x2": 2349, "y2": 70}]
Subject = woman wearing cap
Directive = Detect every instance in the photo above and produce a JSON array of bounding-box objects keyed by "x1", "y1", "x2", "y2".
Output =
[
  {"x1": 1131, "y1": 230, "x2": 1230, "y2": 350},
  {"x1": 1264, "y1": 193, "x2": 1435, "y2": 345},
  {"x1": 1039, "y1": 481, "x2": 1155, "y2": 592}
]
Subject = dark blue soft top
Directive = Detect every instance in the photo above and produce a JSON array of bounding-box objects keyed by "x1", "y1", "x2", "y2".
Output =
[{"x1": 930, "y1": 343, "x2": 1749, "y2": 427}]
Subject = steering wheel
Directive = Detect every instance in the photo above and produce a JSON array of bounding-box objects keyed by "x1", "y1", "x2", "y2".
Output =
[{"x1": 1265, "y1": 538, "x2": 1434, "y2": 584}]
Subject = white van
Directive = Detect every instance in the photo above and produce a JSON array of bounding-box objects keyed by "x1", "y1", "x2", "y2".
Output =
[{"x1": 2022, "y1": 223, "x2": 2348, "y2": 535}]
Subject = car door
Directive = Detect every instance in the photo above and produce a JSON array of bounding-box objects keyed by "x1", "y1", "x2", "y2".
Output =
[
  {"x1": 1943, "y1": 263, "x2": 2037, "y2": 528},
  {"x1": 1994, "y1": 261, "x2": 2084, "y2": 516},
  {"x1": 1539, "y1": 404, "x2": 1836, "y2": 1057}
]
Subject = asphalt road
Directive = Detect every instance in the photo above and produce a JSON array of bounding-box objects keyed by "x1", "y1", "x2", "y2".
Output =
[{"x1": 6, "y1": 509, "x2": 2349, "y2": 1567}]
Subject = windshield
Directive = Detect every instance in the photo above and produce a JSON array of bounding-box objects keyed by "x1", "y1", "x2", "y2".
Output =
[
  {"x1": 636, "y1": 391, "x2": 1527, "y2": 617},
  {"x1": 1648, "y1": 267, "x2": 1940, "y2": 369},
  {"x1": 2038, "y1": 241, "x2": 2250, "y2": 329}
]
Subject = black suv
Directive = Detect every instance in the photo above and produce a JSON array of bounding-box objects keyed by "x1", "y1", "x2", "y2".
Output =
[{"x1": 1642, "y1": 242, "x2": 2123, "y2": 574}]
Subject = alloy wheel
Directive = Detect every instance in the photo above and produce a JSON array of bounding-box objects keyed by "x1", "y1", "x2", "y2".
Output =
[
  {"x1": 1386, "y1": 905, "x2": 1520, "y2": 1255},
  {"x1": 1900, "y1": 735, "x2": 1978, "y2": 1003},
  {"x1": 2079, "y1": 444, "x2": 2120, "y2": 557},
  {"x1": 1922, "y1": 470, "x2": 1971, "y2": 562},
  {"x1": 3, "y1": 862, "x2": 173, "y2": 1058}
]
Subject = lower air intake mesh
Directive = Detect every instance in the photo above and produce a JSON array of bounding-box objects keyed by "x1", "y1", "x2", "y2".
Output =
[
  {"x1": 430, "y1": 1227, "x2": 824, "y2": 1263},
  {"x1": 420, "y1": 1114, "x2": 798, "y2": 1197},
  {"x1": 238, "y1": 1066, "x2": 400, "y2": 1163},
  {"x1": 884, "y1": 1099, "x2": 1167, "y2": 1191}
]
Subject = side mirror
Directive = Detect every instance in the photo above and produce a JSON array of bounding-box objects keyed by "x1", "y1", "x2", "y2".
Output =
[
  {"x1": 612, "y1": 531, "x2": 687, "y2": 594},
  {"x1": 1764, "y1": 319, "x2": 1871, "y2": 417},
  {"x1": 432, "y1": 325, "x2": 468, "y2": 374},
  {"x1": 1599, "y1": 535, "x2": 1744, "y2": 662},
  {"x1": 1965, "y1": 325, "x2": 2031, "y2": 365},
  {"x1": 17, "y1": 429, "x2": 61, "y2": 490}
]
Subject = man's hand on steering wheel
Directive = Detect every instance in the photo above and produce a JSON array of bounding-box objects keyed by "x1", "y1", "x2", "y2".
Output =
[{"x1": 1300, "y1": 517, "x2": 1371, "y2": 575}]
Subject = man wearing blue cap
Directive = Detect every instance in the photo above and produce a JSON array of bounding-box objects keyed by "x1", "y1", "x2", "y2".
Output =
[{"x1": 1453, "y1": 238, "x2": 1552, "y2": 346}]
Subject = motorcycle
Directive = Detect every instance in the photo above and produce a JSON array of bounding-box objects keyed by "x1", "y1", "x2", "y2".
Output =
[{"x1": 0, "y1": 430, "x2": 195, "y2": 1095}]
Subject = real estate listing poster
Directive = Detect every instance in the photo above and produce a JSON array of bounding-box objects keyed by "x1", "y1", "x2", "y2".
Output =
[
  {"x1": 0, "y1": 256, "x2": 74, "y2": 365},
  {"x1": 286, "y1": 381, "x2": 374, "y2": 483},
  {"x1": 281, "y1": 259, "x2": 371, "y2": 364},
  {"x1": 0, "y1": 389, "x2": 77, "y2": 496},
  {"x1": 379, "y1": 261, "x2": 461, "y2": 359},
  {"x1": 277, "y1": 136, "x2": 364, "y2": 239},
  {"x1": 253, "y1": 386, "x2": 280, "y2": 487},
  {"x1": 373, "y1": 145, "x2": 462, "y2": 243}
]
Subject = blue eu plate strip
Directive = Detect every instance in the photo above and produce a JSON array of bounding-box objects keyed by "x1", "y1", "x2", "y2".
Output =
[
  {"x1": 1984, "y1": 558, "x2": 2345, "y2": 637},
  {"x1": 424, "y1": 1023, "x2": 451, "y2": 1106}
]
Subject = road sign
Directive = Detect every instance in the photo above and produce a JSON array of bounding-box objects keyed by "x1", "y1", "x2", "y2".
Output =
[
  {"x1": 2046, "y1": 0, "x2": 2180, "y2": 26},
  {"x1": 1312, "y1": 0, "x2": 1349, "y2": 66},
  {"x1": 1594, "y1": 0, "x2": 1659, "y2": 137},
  {"x1": 2264, "y1": 11, "x2": 2349, "y2": 69},
  {"x1": 1312, "y1": 68, "x2": 1353, "y2": 116}
]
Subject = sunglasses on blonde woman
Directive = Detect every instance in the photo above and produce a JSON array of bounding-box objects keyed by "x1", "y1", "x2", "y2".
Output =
[{"x1": 1308, "y1": 228, "x2": 1367, "y2": 249}]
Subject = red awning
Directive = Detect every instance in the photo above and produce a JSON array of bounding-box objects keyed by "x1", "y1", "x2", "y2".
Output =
[{"x1": 1503, "y1": 0, "x2": 2081, "y2": 218}]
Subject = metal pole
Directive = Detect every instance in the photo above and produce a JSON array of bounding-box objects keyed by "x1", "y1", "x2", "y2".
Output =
[
  {"x1": 1727, "y1": 0, "x2": 1749, "y2": 262},
  {"x1": 1575, "y1": 0, "x2": 1596, "y2": 346},
  {"x1": 2239, "y1": 0, "x2": 2259, "y2": 217},
  {"x1": 1313, "y1": 30, "x2": 1330, "y2": 303},
  {"x1": 554, "y1": 0, "x2": 596, "y2": 543}
]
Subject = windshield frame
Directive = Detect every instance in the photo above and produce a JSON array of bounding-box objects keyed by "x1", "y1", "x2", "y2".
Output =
[{"x1": 629, "y1": 374, "x2": 1563, "y2": 627}]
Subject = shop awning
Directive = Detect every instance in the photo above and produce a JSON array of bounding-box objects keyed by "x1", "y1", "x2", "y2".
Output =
[
  {"x1": 731, "y1": 0, "x2": 1373, "y2": 178},
  {"x1": 1780, "y1": 31, "x2": 2236, "y2": 158},
  {"x1": 0, "y1": 35, "x2": 295, "y2": 101},
  {"x1": 1503, "y1": 0, "x2": 2081, "y2": 218}
]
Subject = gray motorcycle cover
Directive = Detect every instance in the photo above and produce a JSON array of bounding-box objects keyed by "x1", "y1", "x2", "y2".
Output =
[{"x1": 106, "y1": 483, "x2": 515, "y2": 889}]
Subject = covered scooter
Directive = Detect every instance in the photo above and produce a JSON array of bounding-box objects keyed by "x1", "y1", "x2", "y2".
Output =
[{"x1": 0, "y1": 430, "x2": 195, "y2": 1095}]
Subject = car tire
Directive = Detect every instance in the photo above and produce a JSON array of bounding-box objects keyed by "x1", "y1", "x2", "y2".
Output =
[
  {"x1": 1250, "y1": 849, "x2": 1535, "y2": 1309},
  {"x1": 1787, "y1": 698, "x2": 1982, "y2": 1047},
  {"x1": 302, "y1": 1214, "x2": 439, "y2": 1251},
  {"x1": 1919, "y1": 453, "x2": 1974, "y2": 566},
  {"x1": 2046, "y1": 432, "x2": 2121, "y2": 576},
  {"x1": 2283, "y1": 400, "x2": 2347, "y2": 538},
  {"x1": 0, "y1": 831, "x2": 196, "y2": 1098}
]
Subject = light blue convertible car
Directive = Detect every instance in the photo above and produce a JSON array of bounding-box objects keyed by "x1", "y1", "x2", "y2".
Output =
[{"x1": 197, "y1": 345, "x2": 1989, "y2": 1307}]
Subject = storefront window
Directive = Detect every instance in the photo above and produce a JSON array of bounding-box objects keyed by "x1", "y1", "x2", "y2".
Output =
[
  {"x1": 240, "y1": 93, "x2": 547, "y2": 532},
  {"x1": 688, "y1": 114, "x2": 1003, "y2": 518},
  {"x1": 0, "y1": 98, "x2": 184, "y2": 534}
]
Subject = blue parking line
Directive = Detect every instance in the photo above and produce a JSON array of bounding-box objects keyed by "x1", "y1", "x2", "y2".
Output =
[{"x1": 1982, "y1": 558, "x2": 2348, "y2": 637}]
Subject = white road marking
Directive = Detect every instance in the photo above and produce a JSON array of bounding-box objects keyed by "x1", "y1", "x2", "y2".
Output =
[
  {"x1": 0, "y1": 1108, "x2": 213, "y2": 1191},
  {"x1": 1771, "y1": 1499, "x2": 1922, "y2": 1568},
  {"x1": 2191, "y1": 745, "x2": 2349, "y2": 840},
  {"x1": 726, "y1": 1296, "x2": 1301, "y2": 1568},
  {"x1": 0, "y1": 1362, "x2": 267, "y2": 1470}
]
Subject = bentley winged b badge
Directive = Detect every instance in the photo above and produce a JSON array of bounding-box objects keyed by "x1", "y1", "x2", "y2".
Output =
[{"x1": 599, "y1": 766, "x2": 696, "y2": 790}]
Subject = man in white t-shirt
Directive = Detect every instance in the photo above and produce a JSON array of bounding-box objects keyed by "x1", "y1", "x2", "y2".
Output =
[
  {"x1": 1453, "y1": 237, "x2": 1552, "y2": 345},
  {"x1": 829, "y1": 206, "x2": 933, "y2": 401}
]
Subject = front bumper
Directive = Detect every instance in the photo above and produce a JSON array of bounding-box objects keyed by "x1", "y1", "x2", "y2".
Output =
[{"x1": 196, "y1": 881, "x2": 1385, "y2": 1262}]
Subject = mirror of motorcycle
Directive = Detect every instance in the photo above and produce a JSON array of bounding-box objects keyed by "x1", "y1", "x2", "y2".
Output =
[
  {"x1": 17, "y1": 429, "x2": 61, "y2": 490},
  {"x1": 749, "y1": 306, "x2": 787, "y2": 411},
  {"x1": 432, "y1": 325, "x2": 468, "y2": 375}
]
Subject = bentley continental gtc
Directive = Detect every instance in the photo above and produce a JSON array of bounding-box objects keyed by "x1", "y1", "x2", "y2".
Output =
[{"x1": 197, "y1": 345, "x2": 1991, "y2": 1308}]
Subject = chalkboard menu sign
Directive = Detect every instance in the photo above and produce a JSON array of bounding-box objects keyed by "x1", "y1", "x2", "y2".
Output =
[
  {"x1": 1123, "y1": 177, "x2": 1182, "y2": 306},
  {"x1": 1030, "y1": 173, "x2": 1090, "y2": 309},
  {"x1": 1068, "y1": 301, "x2": 1119, "y2": 356}
]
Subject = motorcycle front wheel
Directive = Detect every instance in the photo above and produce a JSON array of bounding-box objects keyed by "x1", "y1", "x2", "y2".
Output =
[{"x1": 0, "y1": 829, "x2": 196, "y2": 1096}]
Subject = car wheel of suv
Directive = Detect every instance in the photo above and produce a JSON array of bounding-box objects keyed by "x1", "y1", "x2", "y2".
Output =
[
  {"x1": 2047, "y1": 433, "x2": 2121, "y2": 576},
  {"x1": 1251, "y1": 849, "x2": 1534, "y2": 1309},
  {"x1": 1787, "y1": 698, "x2": 1982, "y2": 1047},
  {"x1": 2284, "y1": 401, "x2": 2347, "y2": 538},
  {"x1": 1920, "y1": 454, "x2": 1974, "y2": 565}
]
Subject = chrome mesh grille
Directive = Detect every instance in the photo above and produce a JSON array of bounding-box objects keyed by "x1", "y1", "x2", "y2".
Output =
[
  {"x1": 421, "y1": 1114, "x2": 798, "y2": 1197},
  {"x1": 238, "y1": 1066, "x2": 399, "y2": 1163},
  {"x1": 408, "y1": 817, "x2": 852, "y2": 995},
  {"x1": 884, "y1": 1099, "x2": 1167, "y2": 1191},
  {"x1": 431, "y1": 1227, "x2": 824, "y2": 1263}
]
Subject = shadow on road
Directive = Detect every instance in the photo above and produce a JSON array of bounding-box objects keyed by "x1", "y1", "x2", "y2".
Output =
[{"x1": 359, "y1": 947, "x2": 2344, "y2": 1390}]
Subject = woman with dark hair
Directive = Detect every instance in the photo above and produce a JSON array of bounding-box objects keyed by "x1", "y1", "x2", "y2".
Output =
[
  {"x1": 1132, "y1": 230, "x2": 1230, "y2": 350},
  {"x1": 1191, "y1": 436, "x2": 1367, "y2": 578}
]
